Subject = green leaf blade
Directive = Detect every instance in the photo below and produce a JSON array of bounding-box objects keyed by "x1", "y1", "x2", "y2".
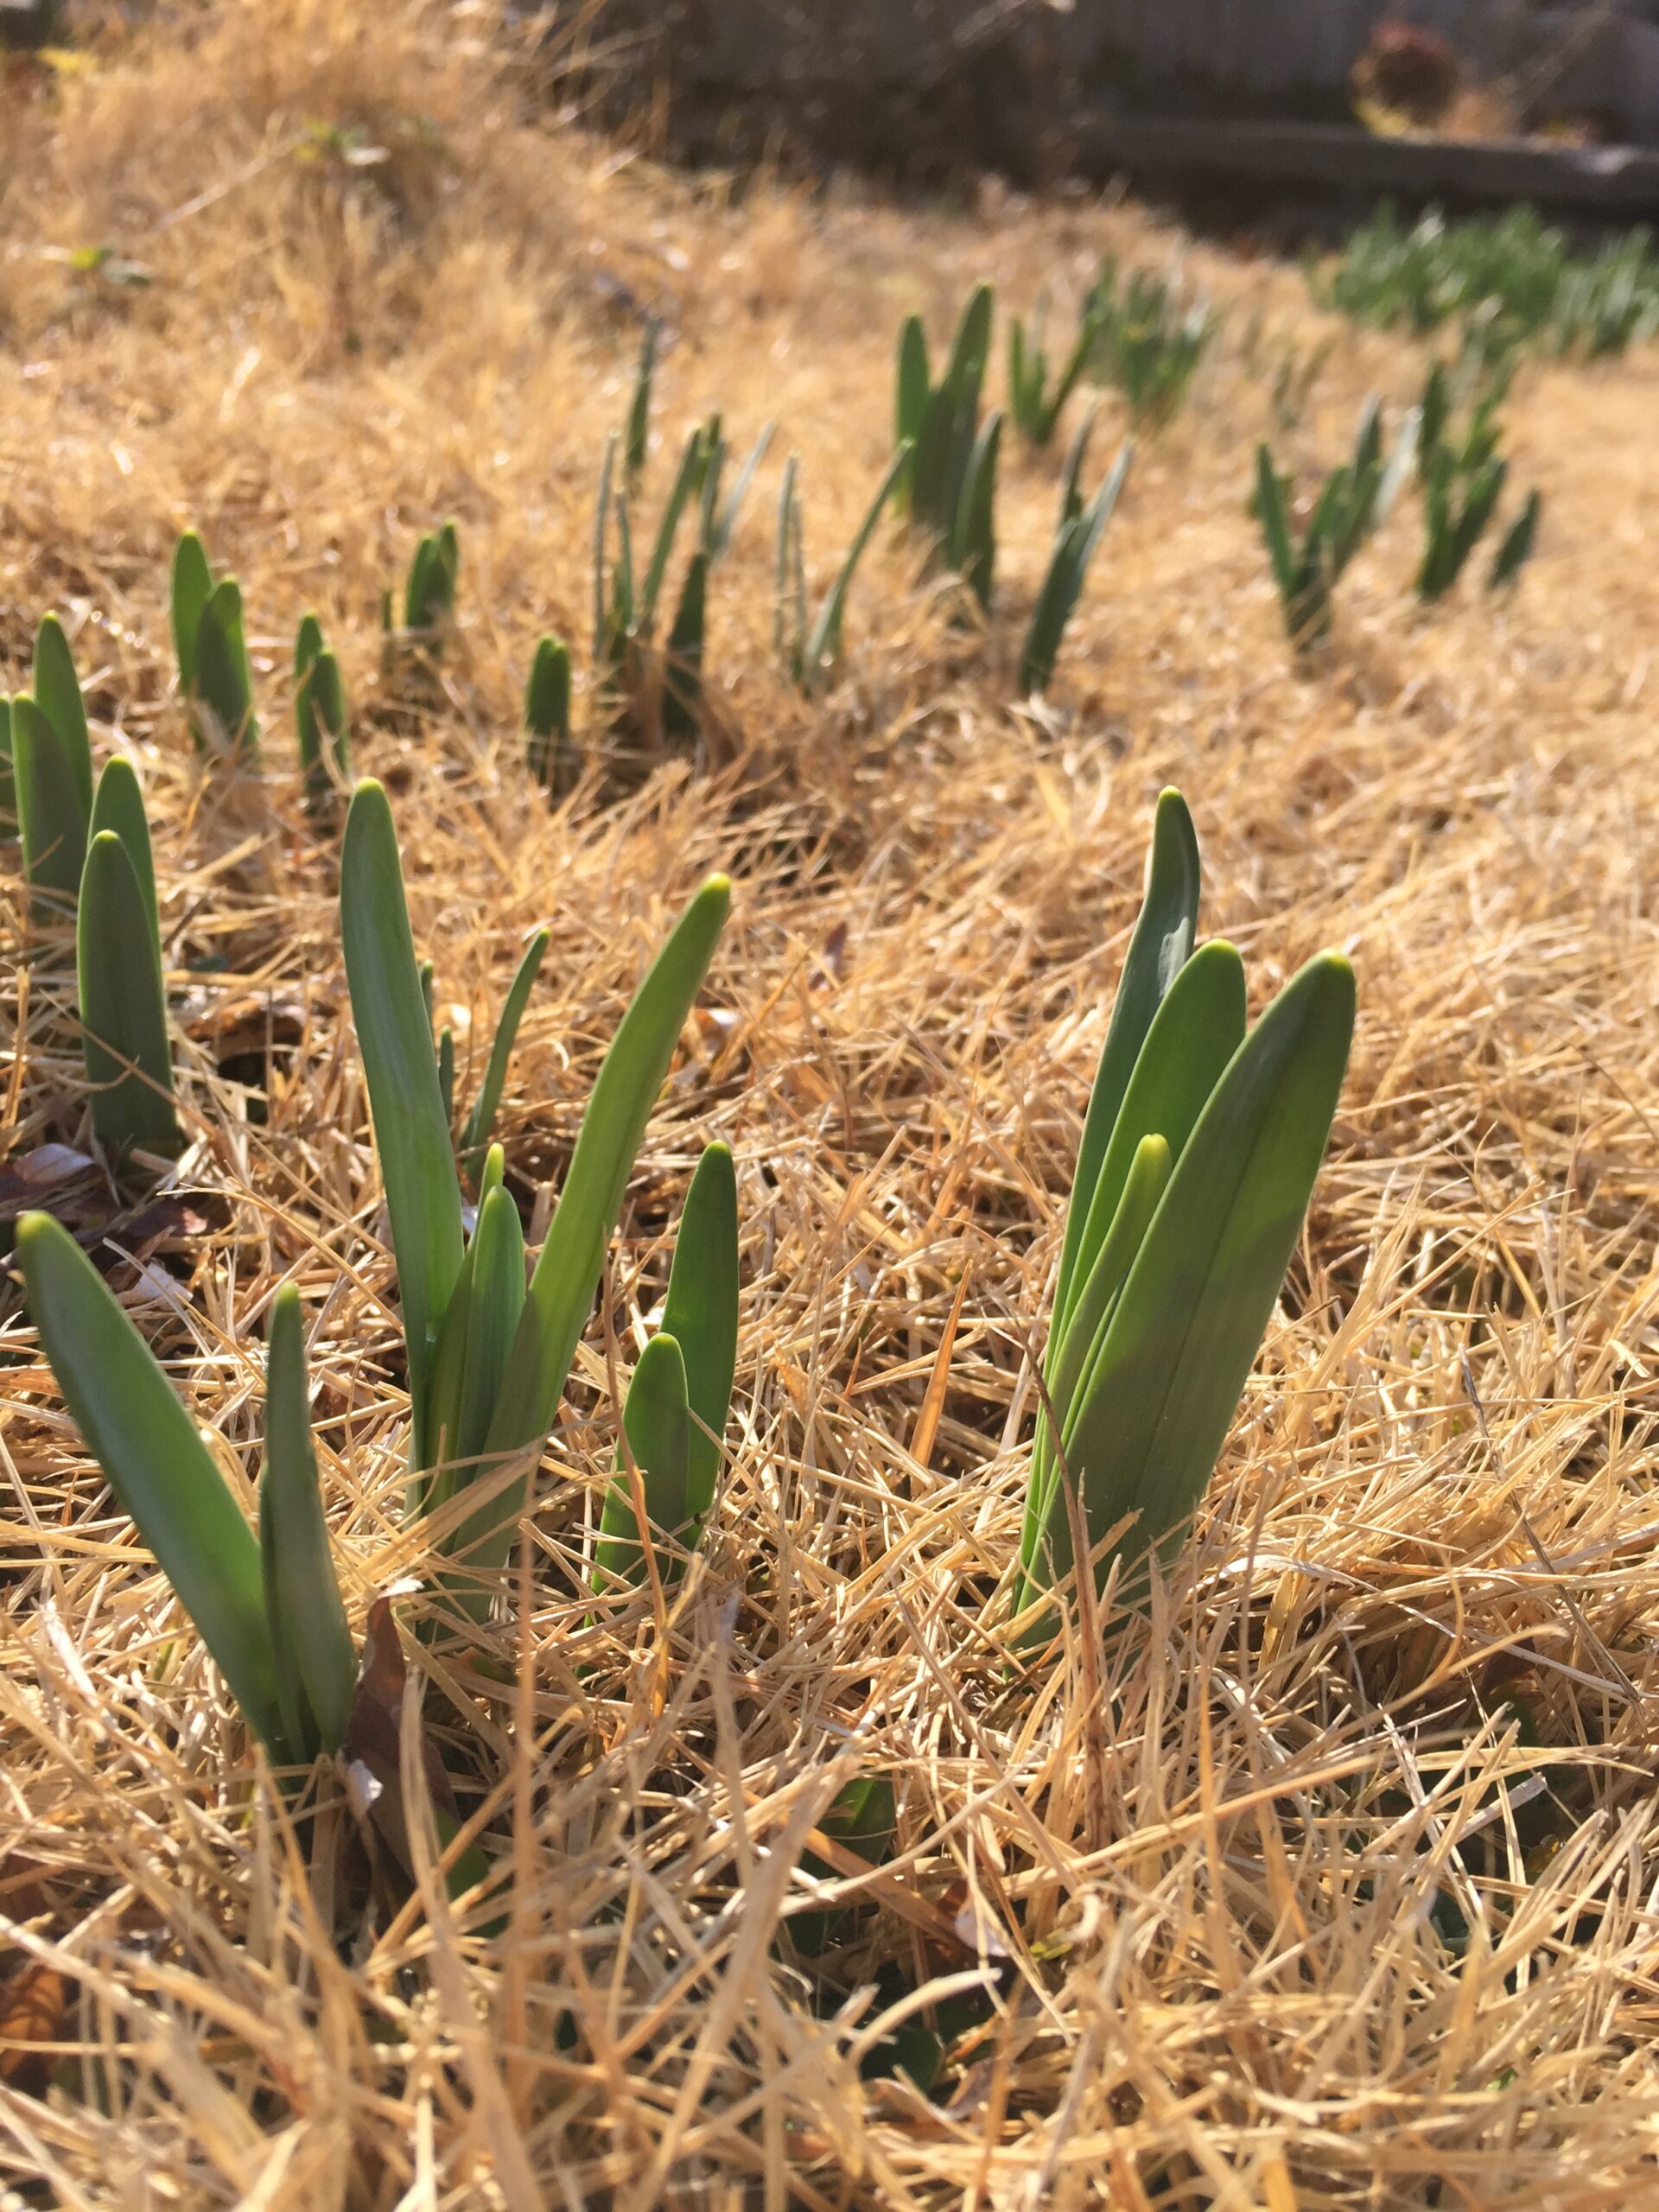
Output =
[
  {"x1": 77, "y1": 831, "x2": 176, "y2": 1153},
  {"x1": 195, "y1": 580, "x2": 258, "y2": 754},
  {"x1": 170, "y1": 531, "x2": 213, "y2": 700},
  {"x1": 340, "y1": 781, "x2": 466, "y2": 1472},
  {"x1": 261, "y1": 1286, "x2": 357, "y2": 1759},
  {"x1": 658, "y1": 1141, "x2": 740, "y2": 1532},
  {"x1": 458, "y1": 927, "x2": 550, "y2": 1182},
  {"x1": 13, "y1": 696, "x2": 89, "y2": 907},
  {"x1": 16, "y1": 1211, "x2": 284, "y2": 1756},
  {"x1": 1054, "y1": 788, "x2": 1201, "y2": 1338},
  {"x1": 594, "y1": 1332, "x2": 691, "y2": 1592},
  {"x1": 89, "y1": 755, "x2": 161, "y2": 966},
  {"x1": 32, "y1": 614, "x2": 93, "y2": 820}
]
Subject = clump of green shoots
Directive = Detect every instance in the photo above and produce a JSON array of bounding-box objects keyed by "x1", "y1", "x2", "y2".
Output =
[
  {"x1": 592, "y1": 410, "x2": 766, "y2": 748},
  {"x1": 340, "y1": 779, "x2": 729, "y2": 1614},
  {"x1": 1019, "y1": 423, "x2": 1133, "y2": 697},
  {"x1": 402, "y1": 520, "x2": 461, "y2": 644},
  {"x1": 893, "y1": 283, "x2": 996, "y2": 562},
  {"x1": 1007, "y1": 292, "x2": 1098, "y2": 449},
  {"x1": 1253, "y1": 400, "x2": 1409, "y2": 646},
  {"x1": 1014, "y1": 789, "x2": 1353, "y2": 1632},
  {"x1": 7, "y1": 617, "x2": 176, "y2": 1147},
  {"x1": 1084, "y1": 261, "x2": 1217, "y2": 429},
  {"x1": 524, "y1": 635, "x2": 576, "y2": 797},
  {"x1": 16, "y1": 779, "x2": 732, "y2": 1768},
  {"x1": 171, "y1": 531, "x2": 258, "y2": 755},
  {"x1": 775, "y1": 445, "x2": 911, "y2": 696},
  {"x1": 1312, "y1": 200, "x2": 1659, "y2": 359},
  {"x1": 1411, "y1": 360, "x2": 1541, "y2": 600},
  {"x1": 294, "y1": 613, "x2": 351, "y2": 808}
]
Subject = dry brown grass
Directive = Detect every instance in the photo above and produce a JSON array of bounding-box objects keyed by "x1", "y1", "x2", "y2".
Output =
[{"x1": 2, "y1": 3, "x2": 1659, "y2": 2204}]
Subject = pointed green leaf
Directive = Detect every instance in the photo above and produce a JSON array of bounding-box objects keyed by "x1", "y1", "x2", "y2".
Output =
[
  {"x1": 802, "y1": 442, "x2": 909, "y2": 690},
  {"x1": 16, "y1": 1211, "x2": 285, "y2": 1757},
  {"x1": 296, "y1": 647, "x2": 349, "y2": 803},
  {"x1": 12, "y1": 696, "x2": 88, "y2": 907},
  {"x1": 662, "y1": 550, "x2": 707, "y2": 746},
  {"x1": 1021, "y1": 942, "x2": 1248, "y2": 1598},
  {"x1": 32, "y1": 614, "x2": 93, "y2": 820},
  {"x1": 1056, "y1": 952, "x2": 1356, "y2": 1594},
  {"x1": 1065, "y1": 942, "x2": 1246, "y2": 1335},
  {"x1": 458, "y1": 927, "x2": 549, "y2": 1182},
  {"x1": 952, "y1": 410, "x2": 1001, "y2": 611},
  {"x1": 78, "y1": 833, "x2": 175, "y2": 1154},
  {"x1": 709, "y1": 423, "x2": 774, "y2": 561},
  {"x1": 1057, "y1": 404, "x2": 1097, "y2": 532},
  {"x1": 404, "y1": 536, "x2": 438, "y2": 631},
  {"x1": 89, "y1": 755, "x2": 160, "y2": 966},
  {"x1": 658, "y1": 1141, "x2": 739, "y2": 1531},
  {"x1": 639, "y1": 429, "x2": 705, "y2": 635},
  {"x1": 1489, "y1": 488, "x2": 1541, "y2": 588},
  {"x1": 1020, "y1": 438, "x2": 1130, "y2": 696},
  {"x1": 294, "y1": 613, "x2": 324, "y2": 681},
  {"x1": 171, "y1": 531, "x2": 213, "y2": 701},
  {"x1": 455, "y1": 1184, "x2": 526, "y2": 1475},
  {"x1": 428, "y1": 1179, "x2": 526, "y2": 1516},
  {"x1": 1254, "y1": 446, "x2": 1298, "y2": 607},
  {"x1": 524, "y1": 636, "x2": 573, "y2": 792},
  {"x1": 594, "y1": 1332, "x2": 690, "y2": 1592},
  {"x1": 594, "y1": 433, "x2": 618, "y2": 663},
  {"x1": 626, "y1": 319, "x2": 657, "y2": 487},
  {"x1": 1053, "y1": 789, "x2": 1200, "y2": 1338},
  {"x1": 261, "y1": 1285, "x2": 356, "y2": 1759},
  {"x1": 447, "y1": 876, "x2": 731, "y2": 1597},
  {"x1": 195, "y1": 580, "x2": 257, "y2": 754},
  {"x1": 340, "y1": 780, "x2": 466, "y2": 1473},
  {"x1": 896, "y1": 314, "x2": 931, "y2": 446}
]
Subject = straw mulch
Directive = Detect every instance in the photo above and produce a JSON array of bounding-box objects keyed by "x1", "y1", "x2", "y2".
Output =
[{"x1": 2, "y1": 3, "x2": 1657, "y2": 2204}]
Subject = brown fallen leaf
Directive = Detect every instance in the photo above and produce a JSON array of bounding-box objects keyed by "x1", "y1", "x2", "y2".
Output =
[
  {"x1": 341, "y1": 1597, "x2": 460, "y2": 1885},
  {"x1": 0, "y1": 1961, "x2": 69, "y2": 2100}
]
